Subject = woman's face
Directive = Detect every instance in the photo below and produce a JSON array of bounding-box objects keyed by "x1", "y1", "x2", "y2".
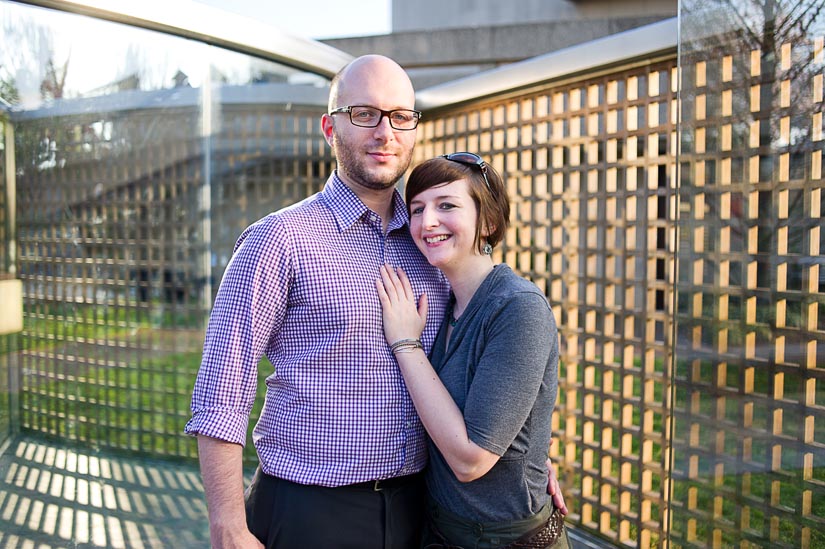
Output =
[{"x1": 408, "y1": 178, "x2": 480, "y2": 271}]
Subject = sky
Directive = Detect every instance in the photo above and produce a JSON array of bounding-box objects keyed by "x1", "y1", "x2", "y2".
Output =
[{"x1": 192, "y1": 0, "x2": 392, "y2": 40}]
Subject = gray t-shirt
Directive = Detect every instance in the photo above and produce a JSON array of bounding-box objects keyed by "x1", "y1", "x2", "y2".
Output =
[{"x1": 425, "y1": 264, "x2": 559, "y2": 523}]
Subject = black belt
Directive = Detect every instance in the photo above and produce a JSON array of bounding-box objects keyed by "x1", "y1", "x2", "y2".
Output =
[{"x1": 343, "y1": 472, "x2": 422, "y2": 492}]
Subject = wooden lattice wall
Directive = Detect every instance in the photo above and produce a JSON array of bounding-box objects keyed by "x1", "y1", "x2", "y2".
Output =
[
  {"x1": 673, "y1": 13, "x2": 825, "y2": 549},
  {"x1": 415, "y1": 57, "x2": 679, "y2": 547}
]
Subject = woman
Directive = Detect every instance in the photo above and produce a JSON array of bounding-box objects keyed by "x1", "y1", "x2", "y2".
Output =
[{"x1": 376, "y1": 152, "x2": 568, "y2": 548}]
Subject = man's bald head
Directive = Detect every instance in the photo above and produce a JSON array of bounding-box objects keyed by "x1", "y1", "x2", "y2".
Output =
[{"x1": 328, "y1": 55, "x2": 415, "y2": 113}]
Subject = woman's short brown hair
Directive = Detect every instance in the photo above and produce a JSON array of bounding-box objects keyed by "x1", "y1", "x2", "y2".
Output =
[{"x1": 405, "y1": 154, "x2": 510, "y2": 255}]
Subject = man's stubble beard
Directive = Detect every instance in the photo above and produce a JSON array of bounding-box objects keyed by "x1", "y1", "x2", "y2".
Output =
[{"x1": 333, "y1": 132, "x2": 413, "y2": 191}]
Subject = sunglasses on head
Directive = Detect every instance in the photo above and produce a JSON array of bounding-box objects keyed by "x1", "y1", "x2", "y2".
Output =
[{"x1": 440, "y1": 152, "x2": 491, "y2": 191}]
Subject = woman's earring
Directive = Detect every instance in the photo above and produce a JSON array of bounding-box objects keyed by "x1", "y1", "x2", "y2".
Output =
[{"x1": 482, "y1": 242, "x2": 493, "y2": 255}]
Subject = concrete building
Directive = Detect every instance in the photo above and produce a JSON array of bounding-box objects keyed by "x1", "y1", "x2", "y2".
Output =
[{"x1": 323, "y1": 0, "x2": 677, "y2": 88}]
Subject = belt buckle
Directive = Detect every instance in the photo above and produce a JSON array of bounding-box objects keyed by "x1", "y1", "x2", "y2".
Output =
[{"x1": 373, "y1": 479, "x2": 383, "y2": 491}]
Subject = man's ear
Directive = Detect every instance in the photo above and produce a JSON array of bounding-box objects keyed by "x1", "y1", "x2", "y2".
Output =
[{"x1": 321, "y1": 114, "x2": 335, "y2": 147}]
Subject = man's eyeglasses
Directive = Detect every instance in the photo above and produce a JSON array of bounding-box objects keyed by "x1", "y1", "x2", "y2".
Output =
[
  {"x1": 440, "y1": 152, "x2": 491, "y2": 191},
  {"x1": 329, "y1": 105, "x2": 421, "y2": 130}
]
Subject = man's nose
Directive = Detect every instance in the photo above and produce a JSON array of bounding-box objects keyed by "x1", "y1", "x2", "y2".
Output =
[{"x1": 372, "y1": 114, "x2": 395, "y2": 138}]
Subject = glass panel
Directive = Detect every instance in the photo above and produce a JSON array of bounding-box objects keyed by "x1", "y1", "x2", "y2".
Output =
[
  {"x1": 675, "y1": 1, "x2": 825, "y2": 547},
  {"x1": 1, "y1": 1, "x2": 333, "y2": 544}
]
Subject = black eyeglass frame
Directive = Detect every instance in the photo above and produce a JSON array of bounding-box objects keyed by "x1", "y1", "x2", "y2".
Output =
[
  {"x1": 329, "y1": 105, "x2": 422, "y2": 130},
  {"x1": 440, "y1": 152, "x2": 491, "y2": 191}
]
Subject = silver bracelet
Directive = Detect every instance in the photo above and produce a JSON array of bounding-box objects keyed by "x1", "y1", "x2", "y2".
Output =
[
  {"x1": 392, "y1": 345, "x2": 422, "y2": 354},
  {"x1": 390, "y1": 338, "x2": 423, "y2": 353}
]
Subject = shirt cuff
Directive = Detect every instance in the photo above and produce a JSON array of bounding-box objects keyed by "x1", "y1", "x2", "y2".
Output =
[{"x1": 184, "y1": 408, "x2": 250, "y2": 446}]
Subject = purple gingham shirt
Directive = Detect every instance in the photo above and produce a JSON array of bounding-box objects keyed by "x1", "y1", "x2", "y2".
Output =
[{"x1": 185, "y1": 172, "x2": 449, "y2": 487}]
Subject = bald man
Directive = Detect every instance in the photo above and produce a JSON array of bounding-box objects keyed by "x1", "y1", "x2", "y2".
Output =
[{"x1": 186, "y1": 55, "x2": 450, "y2": 548}]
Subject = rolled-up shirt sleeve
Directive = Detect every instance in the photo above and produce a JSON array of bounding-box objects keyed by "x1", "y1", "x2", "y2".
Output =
[{"x1": 185, "y1": 216, "x2": 291, "y2": 445}]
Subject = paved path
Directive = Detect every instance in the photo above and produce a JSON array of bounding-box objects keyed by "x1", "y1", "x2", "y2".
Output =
[
  {"x1": 0, "y1": 435, "x2": 602, "y2": 548},
  {"x1": 0, "y1": 434, "x2": 211, "y2": 548}
]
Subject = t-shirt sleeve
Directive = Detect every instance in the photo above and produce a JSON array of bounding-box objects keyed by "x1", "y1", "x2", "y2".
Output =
[{"x1": 463, "y1": 291, "x2": 558, "y2": 456}]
